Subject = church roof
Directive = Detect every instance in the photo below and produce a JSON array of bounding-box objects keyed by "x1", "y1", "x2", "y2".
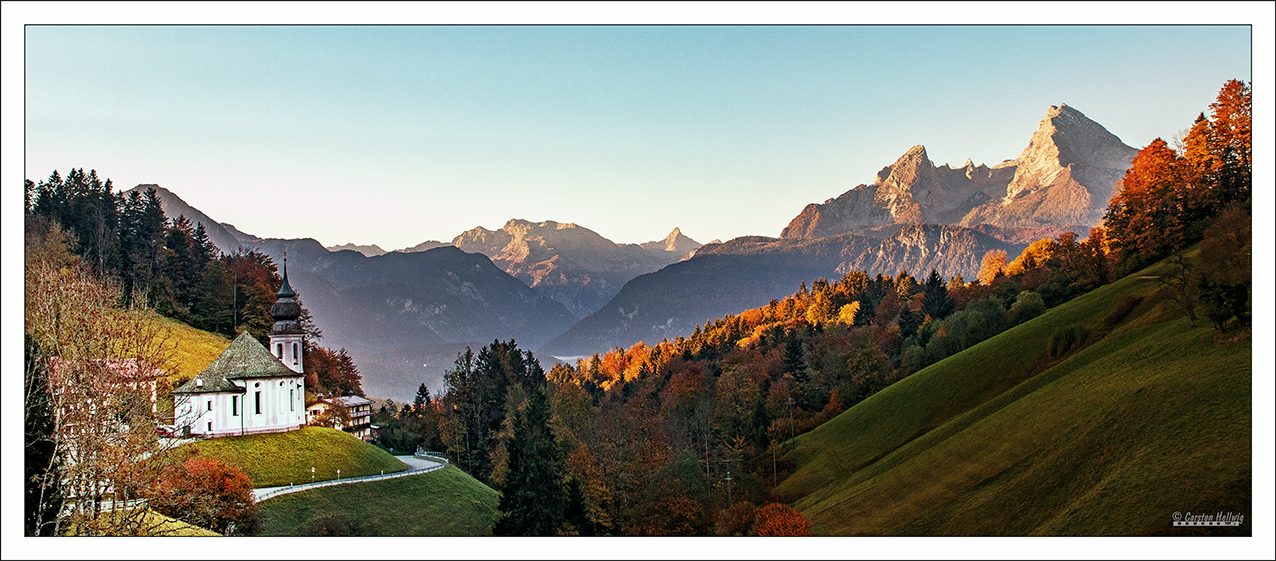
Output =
[{"x1": 173, "y1": 331, "x2": 296, "y2": 394}]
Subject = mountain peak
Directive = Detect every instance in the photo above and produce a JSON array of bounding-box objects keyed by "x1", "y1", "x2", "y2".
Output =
[
  {"x1": 650, "y1": 227, "x2": 701, "y2": 255},
  {"x1": 1001, "y1": 104, "x2": 1139, "y2": 205}
]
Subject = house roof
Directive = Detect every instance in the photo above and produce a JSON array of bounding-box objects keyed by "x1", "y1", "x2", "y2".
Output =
[
  {"x1": 173, "y1": 331, "x2": 296, "y2": 394},
  {"x1": 47, "y1": 358, "x2": 163, "y2": 390},
  {"x1": 331, "y1": 395, "x2": 375, "y2": 408}
]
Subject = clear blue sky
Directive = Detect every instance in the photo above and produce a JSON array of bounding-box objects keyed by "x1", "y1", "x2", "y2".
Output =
[{"x1": 17, "y1": 13, "x2": 1258, "y2": 251}]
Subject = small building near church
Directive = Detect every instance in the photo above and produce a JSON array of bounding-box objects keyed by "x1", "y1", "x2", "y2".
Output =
[
  {"x1": 332, "y1": 395, "x2": 375, "y2": 441},
  {"x1": 172, "y1": 257, "x2": 308, "y2": 437},
  {"x1": 306, "y1": 394, "x2": 376, "y2": 441}
]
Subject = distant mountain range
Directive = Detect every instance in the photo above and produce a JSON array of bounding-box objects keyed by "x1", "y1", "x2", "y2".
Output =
[
  {"x1": 122, "y1": 186, "x2": 696, "y2": 400},
  {"x1": 125, "y1": 102, "x2": 1139, "y2": 398},
  {"x1": 540, "y1": 225, "x2": 1022, "y2": 357},
  {"x1": 545, "y1": 104, "x2": 1136, "y2": 356},
  {"x1": 328, "y1": 220, "x2": 701, "y2": 319}
]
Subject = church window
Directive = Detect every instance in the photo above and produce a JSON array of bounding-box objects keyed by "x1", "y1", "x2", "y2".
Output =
[
  {"x1": 207, "y1": 422, "x2": 212, "y2": 432},
  {"x1": 207, "y1": 400, "x2": 212, "y2": 411},
  {"x1": 290, "y1": 389, "x2": 295, "y2": 411},
  {"x1": 293, "y1": 343, "x2": 299, "y2": 362},
  {"x1": 255, "y1": 391, "x2": 262, "y2": 414},
  {"x1": 276, "y1": 344, "x2": 283, "y2": 358},
  {"x1": 232, "y1": 396, "x2": 238, "y2": 416}
]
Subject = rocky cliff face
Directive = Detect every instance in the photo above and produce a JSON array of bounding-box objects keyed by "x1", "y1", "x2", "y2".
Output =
[
  {"x1": 841, "y1": 224, "x2": 1024, "y2": 280},
  {"x1": 781, "y1": 104, "x2": 1136, "y2": 239},
  {"x1": 639, "y1": 227, "x2": 701, "y2": 256},
  {"x1": 962, "y1": 104, "x2": 1139, "y2": 228},
  {"x1": 449, "y1": 219, "x2": 701, "y2": 318}
]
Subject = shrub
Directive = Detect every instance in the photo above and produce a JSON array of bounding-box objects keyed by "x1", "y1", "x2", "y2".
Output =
[
  {"x1": 715, "y1": 501, "x2": 757, "y2": 536},
  {"x1": 752, "y1": 503, "x2": 812, "y2": 536},
  {"x1": 1046, "y1": 325, "x2": 1089, "y2": 360},
  {"x1": 1008, "y1": 291, "x2": 1046, "y2": 326}
]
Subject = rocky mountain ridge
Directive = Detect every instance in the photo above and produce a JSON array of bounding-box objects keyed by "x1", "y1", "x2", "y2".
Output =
[
  {"x1": 448, "y1": 219, "x2": 702, "y2": 318},
  {"x1": 782, "y1": 104, "x2": 1137, "y2": 239}
]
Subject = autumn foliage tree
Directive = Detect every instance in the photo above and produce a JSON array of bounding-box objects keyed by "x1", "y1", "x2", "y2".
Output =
[
  {"x1": 752, "y1": 502, "x2": 812, "y2": 536},
  {"x1": 152, "y1": 457, "x2": 259, "y2": 535},
  {"x1": 1104, "y1": 138, "x2": 1192, "y2": 262},
  {"x1": 1105, "y1": 80, "x2": 1251, "y2": 270},
  {"x1": 25, "y1": 222, "x2": 182, "y2": 536},
  {"x1": 304, "y1": 344, "x2": 364, "y2": 397}
]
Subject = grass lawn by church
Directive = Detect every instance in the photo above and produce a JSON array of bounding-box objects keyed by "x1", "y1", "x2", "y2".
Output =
[
  {"x1": 254, "y1": 465, "x2": 499, "y2": 536},
  {"x1": 181, "y1": 426, "x2": 408, "y2": 487}
]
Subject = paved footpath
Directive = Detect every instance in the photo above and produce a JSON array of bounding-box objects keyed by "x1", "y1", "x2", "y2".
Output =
[{"x1": 253, "y1": 455, "x2": 446, "y2": 502}]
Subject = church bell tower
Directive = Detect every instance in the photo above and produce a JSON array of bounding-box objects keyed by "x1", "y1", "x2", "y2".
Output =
[{"x1": 269, "y1": 253, "x2": 305, "y2": 374}]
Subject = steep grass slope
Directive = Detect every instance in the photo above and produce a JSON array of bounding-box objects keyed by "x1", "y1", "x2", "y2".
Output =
[
  {"x1": 155, "y1": 315, "x2": 231, "y2": 380},
  {"x1": 255, "y1": 465, "x2": 499, "y2": 536},
  {"x1": 777, "y1": 249, "x2": 1251, "y2": 535},
  {"x1": 182, "y1": 427, "x2": 408, "y2": 487}
]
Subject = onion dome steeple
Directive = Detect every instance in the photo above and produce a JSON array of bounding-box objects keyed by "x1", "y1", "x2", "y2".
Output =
[
  {"x1": 276, "y1": 253, "x2": 297, "y2": 299},
  {"x1": 270, "y1": 253, "x2": 303, "y2": 334}
]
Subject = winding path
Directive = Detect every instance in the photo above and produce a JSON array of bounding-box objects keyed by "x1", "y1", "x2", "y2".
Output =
[{"x1": 253, "y1": 454, "x2": 447, "y2": 502}]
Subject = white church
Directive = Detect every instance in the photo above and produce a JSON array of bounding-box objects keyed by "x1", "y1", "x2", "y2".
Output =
[{"x1": 173, "y1": 258, "x2": 307, "y2": 437}]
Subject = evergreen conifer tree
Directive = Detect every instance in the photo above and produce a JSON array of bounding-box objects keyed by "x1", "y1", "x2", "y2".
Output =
[
  {"x1": 493, "y1": 382, "x2": 568, "y2": 535},
  {"x1": 921, "y1": 269, "x2": 956, "y2": 320}
]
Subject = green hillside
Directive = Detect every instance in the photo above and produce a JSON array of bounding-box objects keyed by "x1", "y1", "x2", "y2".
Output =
[
  {"x1": 181, "y1": 427, "x2": 408, "y2": 487},
  {"x1": 156, "y1": 315, "x2": 231, "y2": 380},
  {"x1": 254, "y1": 465, "x2": 499, "y2": 536},
  {"x1": 776, "y1": 248, "x2": 1251, "y2": 536}
]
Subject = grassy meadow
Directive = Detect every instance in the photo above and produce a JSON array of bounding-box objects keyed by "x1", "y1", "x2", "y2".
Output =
[
  {"x1": 181, "y1": 426, "x2": 408, "y2": 487},
  {"x1": 777, "y1": 248, "x2": 1251, "y2": 535},
  {"x1": 254, "y1": 465, "x2": 499, "y2": 536}
]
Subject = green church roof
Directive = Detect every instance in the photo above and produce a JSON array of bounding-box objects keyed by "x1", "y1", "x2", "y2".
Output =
[{"x1": 174, "y1": 331, "x2": 297, "y2": 394}]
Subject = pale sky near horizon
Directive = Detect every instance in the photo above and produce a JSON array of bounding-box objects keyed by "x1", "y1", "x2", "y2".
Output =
[{"x1": 18, "y1": 13, "x2": 1256, "y2": 250}]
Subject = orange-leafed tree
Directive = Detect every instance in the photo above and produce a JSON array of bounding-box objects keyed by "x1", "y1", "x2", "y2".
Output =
[
  {"x1": 152, "y1": 457, "x2": 258, "y2": 535},
  {"x1": 1105, "y1": 80, "x2": 1251, "y2": 268},
  {"x1": 978, "y1": 249, "x2": 1008, "y2": 285},
  {"x1": 752, "y1": 502, "x2": 812, "y2": 536},
  {"x1": 1208, "y1": 79, "x2": 1251, "y2": 205},
  {"x1": 1104, "y1": 138, "x2": 1189, "y2": 262}
]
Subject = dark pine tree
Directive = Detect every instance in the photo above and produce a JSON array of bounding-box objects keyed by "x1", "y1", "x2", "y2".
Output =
[
  {"x1": 921, "y1": 268, "x2": 956, "y2": 320},
  {"x1": 493, "y1": 381, "x2": 568, "y2": 536},
  {"x1": 414, "y1": 383, "x2": 431, "y2": 407},
  {"x1": 782, "y1": 333, "x2": 806, "y2": 376}
]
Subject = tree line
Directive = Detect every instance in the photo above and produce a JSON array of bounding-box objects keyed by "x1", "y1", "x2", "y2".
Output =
[
  {"x1": 25, "y1": 179, "x2": 364, "y2": 399},
  {"x1": 1103, "y1": 79, "x2": 1251, "y2": 332}
]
